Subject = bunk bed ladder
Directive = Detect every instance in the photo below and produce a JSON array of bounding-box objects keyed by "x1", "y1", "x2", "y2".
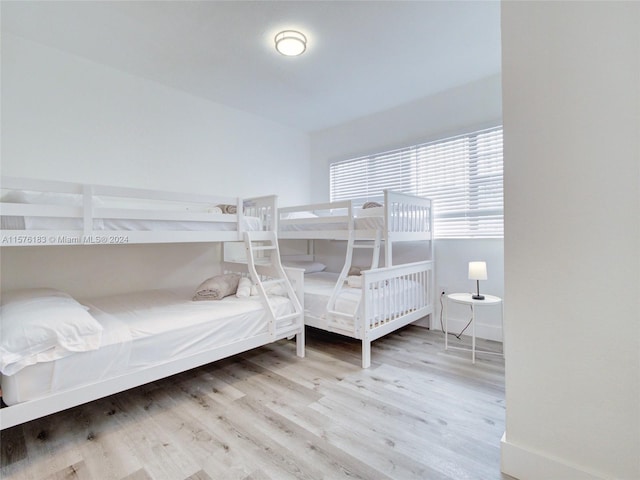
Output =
[
  {"x1": 244, "y1": 231, "x2": 303, "y2": 343},
  {"x1": 326, "y1": 229, "x2": 382, "y2": 333}
]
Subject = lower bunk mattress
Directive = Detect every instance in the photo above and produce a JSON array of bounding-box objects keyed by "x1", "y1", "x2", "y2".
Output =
[{"x1": 0, "y1": 288, "x2": 293, "y2": 406}]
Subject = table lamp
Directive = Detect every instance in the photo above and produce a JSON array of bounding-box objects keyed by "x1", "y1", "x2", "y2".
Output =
[{"x1": 468, "y1": 261, "x2": 487, "y2": 300}]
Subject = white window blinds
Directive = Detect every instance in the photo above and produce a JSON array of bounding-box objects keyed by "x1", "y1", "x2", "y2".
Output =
[{"x1": 330, "y1": 126, "x2": 503, "y2": 239}]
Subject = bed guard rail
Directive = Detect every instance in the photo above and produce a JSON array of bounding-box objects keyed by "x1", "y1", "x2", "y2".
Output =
[
  {"x1": 278, "y1": 200, "x2": 355, "y2": 239},
  {"x1": 384, "y1": 190, "x2": 432, "y2": 235},
  {"x1": 0, "y1": 176, "x2": 277, "y2": 246},
  {"x1": 327, "y1": 260, "x2": 434, "y2": 338}
]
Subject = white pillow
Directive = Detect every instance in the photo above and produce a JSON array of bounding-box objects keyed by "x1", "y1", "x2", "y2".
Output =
[
  {"x1": 236, "y1": 277, "x2": 252, "y2": 298},
  {"x1": 283, "y1": 260, "x2": 326, "y2": 274},
  {"x1": 0, "y1": 288, "x2": 103, "y2": 375}
]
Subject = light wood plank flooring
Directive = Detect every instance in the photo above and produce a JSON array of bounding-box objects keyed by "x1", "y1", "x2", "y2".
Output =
[{"x1": 1, "y1": 326, "x2": 512, "y2": 480}]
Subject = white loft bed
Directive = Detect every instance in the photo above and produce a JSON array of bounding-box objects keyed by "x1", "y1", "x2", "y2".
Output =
[
  {"x1": 0, "y1": 177, "x2": 303, "y2": 430},
  {"x1": 278, "y1": 190, "x2": 434, "y2": 368}
]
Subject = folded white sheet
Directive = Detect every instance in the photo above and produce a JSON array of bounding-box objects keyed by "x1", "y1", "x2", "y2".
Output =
[{"x1": 193, "y1": 274, "x2": 241, "y2": 301}]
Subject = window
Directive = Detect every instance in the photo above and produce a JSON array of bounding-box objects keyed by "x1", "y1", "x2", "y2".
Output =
[{"x1": 329, "y1": 126, "x2": 503, "y2": 239}]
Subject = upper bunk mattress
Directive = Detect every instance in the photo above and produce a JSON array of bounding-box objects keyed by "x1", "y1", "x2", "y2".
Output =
[
  {"x1": 279, "y1": 215, "x2": 384, "y2": 233},
  {"x1": 0, "y1": 216, "x2": 262, "y2": 232},
  {"x1": 0, "y1": 288, "x2": 293, "y2": 405}
]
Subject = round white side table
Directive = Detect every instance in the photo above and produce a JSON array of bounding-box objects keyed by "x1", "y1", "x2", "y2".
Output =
[{"x1": 445, "y1": 292, "x2": 503, "y2": 363}]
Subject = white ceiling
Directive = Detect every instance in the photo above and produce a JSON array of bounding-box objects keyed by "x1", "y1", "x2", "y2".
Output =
[{"x1": 1, "y1": 1, "x2": 502, "y2": 132}]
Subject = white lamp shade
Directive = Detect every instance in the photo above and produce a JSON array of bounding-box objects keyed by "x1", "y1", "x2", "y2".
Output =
[
  {"x1": 468, "y1": 261, "x2": 488, "y2": 280},
  {"x1": 274, "y1": 30, "x2": 307, "y2": 56}
]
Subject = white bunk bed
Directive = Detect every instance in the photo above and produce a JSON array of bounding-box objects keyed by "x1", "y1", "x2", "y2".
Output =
[
  {"x1": 0, "y1": 177, "x2": 304, "y2": 430},
  {"x1": 278, "y1": 190, "x2": 434, "y2": 368}
]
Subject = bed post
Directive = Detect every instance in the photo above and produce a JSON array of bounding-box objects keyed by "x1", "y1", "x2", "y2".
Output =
[
  {"x1": 360, "y1": 274, "x2": 372, "y2": 368},
  {"x1": 296, "y1": 328, "x2": 305, "y2": 358},
  {"x1": 362, "y1": 338, "x2": 371, "y2": 368},
  {"x1": 283, "y1": 264, "x2": 306, "y2": 359}
]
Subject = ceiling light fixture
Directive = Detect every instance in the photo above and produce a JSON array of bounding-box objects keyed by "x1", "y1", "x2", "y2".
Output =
[{"x1": 274, "y1": 30, "x2": 307, "y2": 56}]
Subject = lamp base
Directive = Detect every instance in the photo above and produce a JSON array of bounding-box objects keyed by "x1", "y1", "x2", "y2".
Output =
[{"x1": 472, "y1": 294, "x2": 485, "y2": 300}]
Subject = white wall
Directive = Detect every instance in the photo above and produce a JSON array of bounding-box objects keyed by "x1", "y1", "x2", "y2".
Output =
[
  {"x1": 1, "y1": 34, "x2": 311, "y2": 298},
  {"x1": 501, "y1": 2, "x2": 640, "y2": 479},
  {"x1": 308, "y1": 74, "x2": 504, "y2": 339},
  {"x1": 1, "y1": 34, "x2": 309, "y2": 201}
]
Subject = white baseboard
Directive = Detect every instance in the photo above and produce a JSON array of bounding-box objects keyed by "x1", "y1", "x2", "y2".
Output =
[{"x1": 501, "y1": 433, "x2": 605, "y2": 480}]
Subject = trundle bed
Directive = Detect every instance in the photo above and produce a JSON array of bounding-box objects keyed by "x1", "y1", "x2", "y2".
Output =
[
  {"x1": 0, "y1": 177, "x2": 304, "y2": 430},
  {"x1": 278, "y1": 190, "x2": 434, "y2": 368}
]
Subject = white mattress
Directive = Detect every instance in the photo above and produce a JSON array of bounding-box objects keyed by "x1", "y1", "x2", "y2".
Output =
[
  {"x1": 0, "y1": 288, "x2": 292, "y2": 405},
  {"x1": 280, "y1": 215, "x2": 384, "y2": 233},
  {"x1": 0, "y1": 215, "x2": 262, "y2": 232}
]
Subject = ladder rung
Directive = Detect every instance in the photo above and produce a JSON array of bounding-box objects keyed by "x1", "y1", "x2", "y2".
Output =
[
  {"x1": 251, "y1": 246, "x2": 276, "y2": 251},
  {"x1": 353, "y1": 244, "x2": 377, "y2": 249}
]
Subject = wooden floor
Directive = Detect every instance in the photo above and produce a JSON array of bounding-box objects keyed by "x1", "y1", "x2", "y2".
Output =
[{"x1": 1, "y1": 326, "x2": 512, "y2": 480}]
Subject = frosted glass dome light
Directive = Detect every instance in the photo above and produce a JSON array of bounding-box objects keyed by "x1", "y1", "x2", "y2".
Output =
[{"x1": 275, "y1": 30, "x2": 307, "y2": 56}]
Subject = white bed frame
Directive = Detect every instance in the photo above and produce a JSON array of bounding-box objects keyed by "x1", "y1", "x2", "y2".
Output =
[
  {"x1": 0, "y1": 176, "x2": 276, "y2": 245},
  {"x1": 278, "y1": 190, "x2": 434, "y2": 368},
  {"x1": 279, "y1": 190, "x2": 433, "y2": 267},
  {"x1": 0, "y1": 177, "x2": 304, "y2": 430}
]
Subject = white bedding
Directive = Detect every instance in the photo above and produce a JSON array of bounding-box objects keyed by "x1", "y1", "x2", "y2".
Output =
[
  {"x1": 0, "y1": 288, "x2": 293, "y2": 405},
  {"x1": 0, "y1": 216, "x2": 262, "y2": 232},
  {"x1": 280, "y1": 215, "x2": 384, "y2": 233}
]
